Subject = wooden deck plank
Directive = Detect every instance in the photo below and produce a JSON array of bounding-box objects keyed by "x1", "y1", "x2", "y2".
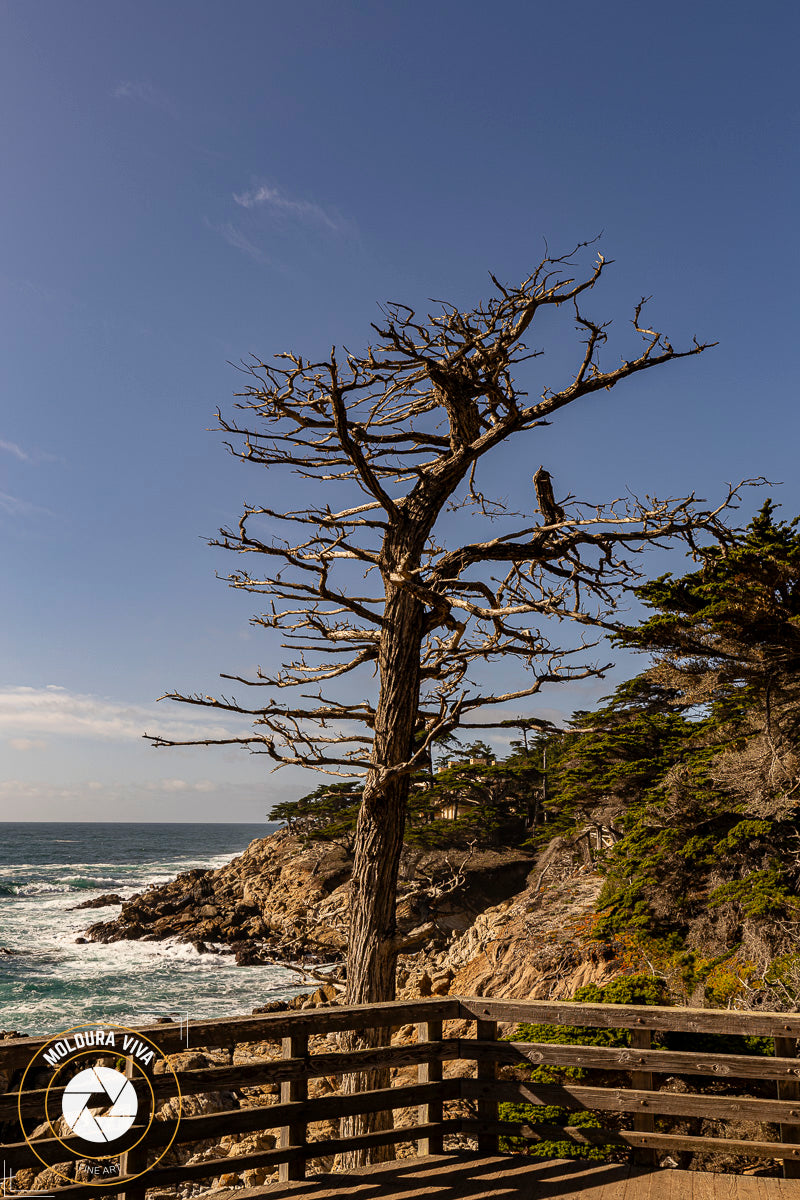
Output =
[
  {"x1": 213, "y1": 1154, "x2": 800, "y2": 1200},
  {"x1": 752, "y1": 1176, "x2": 800, "y2": 1198},
  {"x1": 692, "y1": 1172, "x2": 733, "y2": 1200},
  {"x1": 235, "y1": 1155, "x2": 636, "y2": 1198},
  {"x1": 591, "y1": 1164, "x2": 644, "y2": 1200}
]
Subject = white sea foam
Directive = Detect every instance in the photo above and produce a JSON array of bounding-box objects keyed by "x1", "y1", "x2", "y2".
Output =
[
  {"x1": 11, "y1": 881, "x2": 73, "y2": 895},
  {"x1": 0, "y1": 823, "x2": 300, "y2": 1033}
]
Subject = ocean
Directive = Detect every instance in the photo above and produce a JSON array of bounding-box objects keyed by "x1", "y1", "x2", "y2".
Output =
[{"x1": 0, "y1": 822, "x2": 307, "y2": 1036}]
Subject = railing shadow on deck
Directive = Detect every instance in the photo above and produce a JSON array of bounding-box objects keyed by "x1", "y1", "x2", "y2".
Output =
[
  {"x1": 2, "y1": 994, "x2": 800, "y2": 1196},
  {"x1": 251, "y1": 1154, "x2": 643, "y2": 1200}
]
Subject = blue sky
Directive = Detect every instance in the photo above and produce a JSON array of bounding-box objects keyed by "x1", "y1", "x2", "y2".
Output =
[{"x1": 1, "y1": 0, "x2": 798, "y2": 821}]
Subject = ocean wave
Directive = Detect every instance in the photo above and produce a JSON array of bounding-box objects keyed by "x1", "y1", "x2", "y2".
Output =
[
  {"x1": 0, "y1": 854, "x2": 243, "y2": 896},
  {"x1": 0, "y1": 856, "x2": 224, "y2": 873},
  {"x1": 0, "y1": 830, "x2": 284, "y2": 1031},
  {"x1": 7, "y1": 878, "x2": 133, "y2": 896},
  {"x1": 9, "y1": 881, "x2": 74, "y2": 896},
  {"x1": 0, "y1": 943, "x2": 305, "y2": 1032},
  {"x1": 57, "y1": 875, "x2": 129, "y2": 888},
  {"x1": 0, "y1": 862, "x2": 142, "y2": 875}
]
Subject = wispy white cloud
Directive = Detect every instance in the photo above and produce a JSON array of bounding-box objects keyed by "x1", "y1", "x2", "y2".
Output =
[
  {"x1": 7, "y1": 737, "x2": 46, "y2": 752},
  {"x1": 112, "y1": 80, "x2": 178, "y2": 119},
  {"x1": 214, "y1": 221, "x2": 272, "y2": 265},
  {"x1": 0, "y1": 439, "x2": 30, "y2": 462},
  {"x1": 0, "y1": 685, "x2": 249, "y2": 745},
  {"x1": 233, "y1": 183, "x2": 352, "y2": 236},
  {"x1": 0, "y1": 437, "x2": 57, "y2": 465},
  {"x1": 143, "y1": 778, "x2": 217, "y2": 793},
  {"x1": 0, "y1": 491, "x2": 52, "y2": 518}
]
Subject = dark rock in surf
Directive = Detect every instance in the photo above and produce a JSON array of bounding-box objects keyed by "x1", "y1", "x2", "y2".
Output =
[{"x1": 69, "y1": 893, "x2": 123, "y2": 911}]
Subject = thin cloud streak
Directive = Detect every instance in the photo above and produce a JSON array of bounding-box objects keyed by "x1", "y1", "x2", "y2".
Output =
[
  {"x1": 0, "y1": 492, "x2": 52, "y2": 518},
  {"x1": 214, "y1": 221, "x2": 271, "y2": 265},
  {"x1": 0, "y1": 685, "x2": 250, "y2": 745},
  {"x1": 233, "y1": 184, "x2": 351, "y2": 235},
  {"x1": 0, "y1": 439, "x2": 30, "y2": 462},
  {"x1": 112, "y1": 80, "x2": 178, "y2": 119},
  {"x1": 0, "y1": 437, "x2": 57, "y2": 466}
]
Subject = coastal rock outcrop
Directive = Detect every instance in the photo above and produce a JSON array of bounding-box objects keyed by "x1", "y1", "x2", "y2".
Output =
[
  {"x1": 83, "y1": 830, "x2": 535, "y2": 967},
  {"x1": 81, "y1": 823, "x2": 621, "y2": 1018},
  {"x1": 68, "y1": 893, "x2": 123, "y2": 910},
  {"x1": 85, "y1": 831, "x2": 350, "y2": 959}
]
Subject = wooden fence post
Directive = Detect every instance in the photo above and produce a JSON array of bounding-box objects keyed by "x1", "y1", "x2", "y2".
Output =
[
  {"x1": 774, "y1": 1035, "x2": 800, "y2": 1179},
  {"x1": 476, "y1": 1019, "x2": 498, "y2": 1156},
  {"x1": 278, "y1": 1032, "x2": 308, "y2": 1182},
  {"x1": 417, "y1": 1018, "x2": 443, "y2": 1158},
  {"x1": 118, "y1": 1056, "x2": 148, "y2": 1200},
  {"x1": 629, "y1": 1027, "x2": 656, "y2": 1167}
]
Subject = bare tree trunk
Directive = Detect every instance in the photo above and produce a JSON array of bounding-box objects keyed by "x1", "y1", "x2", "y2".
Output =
[{"x1": 339, "y1": 580, "x2": 424, "y2": 1166}]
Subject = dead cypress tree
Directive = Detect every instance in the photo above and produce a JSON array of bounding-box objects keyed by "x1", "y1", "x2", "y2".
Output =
[{"x1": 148, "y1": 241, "x2": 745, "y2": 1162}]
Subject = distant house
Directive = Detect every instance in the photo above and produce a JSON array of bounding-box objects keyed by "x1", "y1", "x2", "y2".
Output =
[
  {"x1": 431, "y1": 755, "x2": 495, "y2": 820},
  {"x1": 430, "y1": 795, "x2": 478, "y2": 821}
]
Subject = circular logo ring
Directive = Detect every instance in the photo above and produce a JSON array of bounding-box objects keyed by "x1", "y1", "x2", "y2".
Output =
[{"x1": 17, "y1": 1022, "x2": 183, "y2": 1187}]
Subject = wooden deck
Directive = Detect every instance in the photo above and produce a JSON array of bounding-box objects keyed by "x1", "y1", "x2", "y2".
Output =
[
  {"x1": 242, "y1": 1154, "x2": 799, "y2": 1199},
  {"x1": 3, "y1": 999, "x2": 800, "y2": 1196}
]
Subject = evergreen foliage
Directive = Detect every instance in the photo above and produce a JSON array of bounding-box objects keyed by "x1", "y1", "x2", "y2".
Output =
[
  {"x1": 273, "y1": 739, "x2": 542, "y2": 849},
  {"x1": 271, "y1": 782, "x2": 362, "y2": 848},
  {"x1": 588, "y1": 503, "x2": 800, "y2": 1002},
  {"x1": 498, "y1": 974, "x2": 668, "y2": 1160}
]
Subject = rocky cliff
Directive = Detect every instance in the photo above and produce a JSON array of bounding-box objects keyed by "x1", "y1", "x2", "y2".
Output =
[
  {"x1": 398, "y1": 866, "x2": 621, "y2": 1002},
  {"x1": 83, "y1": 826, "x2": 625, "y2": 1009}
]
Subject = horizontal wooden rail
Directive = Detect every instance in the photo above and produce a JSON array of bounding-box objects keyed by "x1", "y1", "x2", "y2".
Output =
[
  {"x1": 464, "y1": 1077, "x2": 800, "y2": 1125},
  {"x1": 0, "y1": 997, "x2": 458, "y2": 1070},
  {"x1": 459, "y1": 1119, "x2": 800, "y2": 1162},
  {"x1": 459, "y1": 995, "x2": 800, "y2": 1038},
  {"x1": 474, "y1": 1037, "x2": 800, "y2": 1082},
  {"x1": 4, "y1": 993, "x2": 800, "y2": 1192},
  {"x1": 3, "y1": 1080, "x2": 462, "y2": 1170},
  {"x1": 1, "y1": 1039, "x2": 461, "y2": 1122}
]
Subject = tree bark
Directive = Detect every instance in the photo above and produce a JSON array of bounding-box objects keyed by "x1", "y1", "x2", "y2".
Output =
[{"x1": 339, "y1": 573, "x2": 425, "y2": 1166}]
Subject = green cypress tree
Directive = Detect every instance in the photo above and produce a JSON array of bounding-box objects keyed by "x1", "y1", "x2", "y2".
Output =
[{"x1": 592, "y1": 503, "x2": 800, "y2": 1002}]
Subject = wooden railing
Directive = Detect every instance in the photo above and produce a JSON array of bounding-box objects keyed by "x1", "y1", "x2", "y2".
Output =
[{"x1": 2, "y1": 995, "x2": 800, "y2": 1195}]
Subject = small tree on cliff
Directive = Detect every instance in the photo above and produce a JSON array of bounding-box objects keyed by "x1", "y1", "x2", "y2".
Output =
[{"x1": 148, "y1": 243, "x2": 743, "y2": 1159}]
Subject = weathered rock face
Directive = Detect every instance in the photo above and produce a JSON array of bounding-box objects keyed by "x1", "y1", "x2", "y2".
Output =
[
  {"x1": 398, "y1": 867, "x2": 622, "y2": 1004},
  {"x1": 85, "y1": 831, "x2": 351, "y2": 959},
  {"x1": 395, "y1": 846, "x2": 535, "y2": 938},
  {"x1": 82, "y1": 823, "x2": 620, "y2": 1012}
]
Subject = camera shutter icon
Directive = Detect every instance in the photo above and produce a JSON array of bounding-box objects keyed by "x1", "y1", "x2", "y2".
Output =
[{"x1": 61, "y1": 1066, "x2": 138, "y2": 1143}]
